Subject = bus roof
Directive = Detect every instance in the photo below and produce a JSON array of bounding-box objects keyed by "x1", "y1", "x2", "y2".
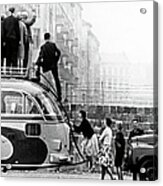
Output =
[{"x1": 1, "y1": 77, "x2": 47, "y2": 96}]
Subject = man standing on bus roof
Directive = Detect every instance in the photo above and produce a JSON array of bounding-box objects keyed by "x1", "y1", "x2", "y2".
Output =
[
  {"x1": 1, "y1": 14, "x2": 7, "y2": 67},
  {"x1": 21, "y1": 10, "x2": 36, "y2": 68},
  {"x1": 36, "y1": 32, "x2": 62, "y2": 101},
  {"x1": 3, "y1": 7, "x2": 20, "y2": 68}
]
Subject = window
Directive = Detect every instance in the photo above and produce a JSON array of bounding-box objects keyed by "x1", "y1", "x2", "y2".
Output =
[
  {"x1": 70, "y1": 3, "x2": 75, "y2": 7},
  {"x1": 33, "y1": 28, "x2": 40, "y2": 49},
  {"x1": 33, "y1": 92, "x2": 64, "y2": 121},
  {"x1": 25, "y1": 96, "x2": 40, "y2": 115},
  {"x1": 56, "y1": 24, "x2": 62, "y2": 34},
  {"x1": 1, "y1": 91, "x2": 23, "y2": 114},
  {"x1": 68, "y1": 39, "x2": 72, "y2": 53}
]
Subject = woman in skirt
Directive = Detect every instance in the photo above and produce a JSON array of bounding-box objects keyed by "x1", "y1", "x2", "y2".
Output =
[
  {"x1": 98, "y1": 118, "x2": 114, "y2": 180},
  {"x1": 74, "y1": 110, "x2": 99, "y2": 171}
]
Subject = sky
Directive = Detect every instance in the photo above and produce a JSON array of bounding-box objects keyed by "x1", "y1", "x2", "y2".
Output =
[{"x1": 81, "y1": 1, "x2": 154, "y2": 65}]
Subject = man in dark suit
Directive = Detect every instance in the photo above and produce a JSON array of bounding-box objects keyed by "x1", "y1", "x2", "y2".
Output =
[
  {"x1": 36, "y1": 33, "x2": 62, "y2": 101},
  {"x1": 1, "y1": 14, "x2": 6, "y2": 67},
  {"x1": 3, "y1": 7, "x2": 20, "y2": 68}
]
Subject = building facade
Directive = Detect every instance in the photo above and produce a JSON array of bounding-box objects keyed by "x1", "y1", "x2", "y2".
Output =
[
  {"x1": 1, "y1": 3, "x2": 101, "y2": 110},
  {"x1": 100, "y1": 53, "x2": 156, "y2": 123}
]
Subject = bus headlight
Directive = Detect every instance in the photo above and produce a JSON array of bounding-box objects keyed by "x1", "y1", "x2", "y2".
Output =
[
  {"x1": 49, "y1": 153, "x2": 70, "y2": 163},
  {"x1": 49, "y1": 154, "x2": 58, "y2": 163}
]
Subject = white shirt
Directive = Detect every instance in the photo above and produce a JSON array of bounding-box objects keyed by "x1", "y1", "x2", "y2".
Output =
[{"x1": 99, "y1": 126, "x2": 112, "y2": 146}]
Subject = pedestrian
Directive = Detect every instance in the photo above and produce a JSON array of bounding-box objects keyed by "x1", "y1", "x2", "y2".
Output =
[
  {"x1": 36, "y1": 32, "x2": 62, "y2": 101},
  {"x1": 16, "y1": 12, "x2": 28, "y2": 70},
  {"x1": 98, "y1": 118, "x2": 114, "y2": 180},
  {"x1": 128, "y1": 119, "x2": 144, "y2": 180},
  {"x1": 3, "y1": 7, "x2": 20, "y2": 69},
  {"x1": 21, "y1": 10, "x2": 36, "y2": 68},
  {"x1": 114, "y1": 123, "x2": 125, "y2": 180},
  {"x1": 128, "y1": 119, "x2": 144, "y2": 143},
  {"x1": 1, "y1": 14, "x2": 7, "y2": 68},
  {"x1": 73, "y1": 110, "x2": 99, "y2": 172},
  {"x1": 1, "y1": 14, "x2": 6, "y2": 68}
]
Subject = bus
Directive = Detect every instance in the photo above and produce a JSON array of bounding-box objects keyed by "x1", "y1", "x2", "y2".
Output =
[{"x1": 1, "y1": 68, "x2": 84, "y2": 172}]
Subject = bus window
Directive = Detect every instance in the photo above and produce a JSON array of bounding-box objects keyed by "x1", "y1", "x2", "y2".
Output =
[
  {"x1": 1, "y1": 91, "x2": 23, "y2": 114},
  {"x1": 25, "y1": 96, "x2": 40, "y2": 115},
  {"x1": 34, "y1": 92, "x2": 64, "y2": 121},
  {"x1": 1, "y1": 92, "x2": 6, "y2": 114}
]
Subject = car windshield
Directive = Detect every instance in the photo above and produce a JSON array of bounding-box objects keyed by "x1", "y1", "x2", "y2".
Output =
[{"x1": 34, "y1": 92, "x2": 64, "y2": 121}]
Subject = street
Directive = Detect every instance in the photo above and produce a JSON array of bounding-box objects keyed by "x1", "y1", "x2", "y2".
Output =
[{"x1": 1, "y1": 169, "x2": 133, "y2": 180}]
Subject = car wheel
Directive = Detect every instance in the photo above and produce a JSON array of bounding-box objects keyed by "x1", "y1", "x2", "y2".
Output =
[{"x1": 139, "y1": 160, "x2": 158, "y2": 181}]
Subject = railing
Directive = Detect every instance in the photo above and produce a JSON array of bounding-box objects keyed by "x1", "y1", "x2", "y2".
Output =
[
  {"x1": 1, "y1": 67, "x2": 28, "y2": 78},
  {"x1": 1, "y1": 64, "x2": 40, "y2": 81}
]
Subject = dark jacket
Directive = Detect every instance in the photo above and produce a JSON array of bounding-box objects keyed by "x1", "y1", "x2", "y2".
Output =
[
  {"x1": 115, "y1": 131, "x2": 125, "y2": 166},
  {"x1": 3, "y1": 15, "x2": 20, "y2": 42},
  {"x1": 115, "y1": 131, "x2": 125, "y2": 152},
  {"x1": 128, "y1": 128, "x2": 144, "y2": 141},
  {"x1": 74, "y1": 118, "x2": 94, "y2": 139},
  {"x1": 1, "y1": 20, "x2": 4, "y2": 41},
  {"x1": 37, "y1": 41, "x2": 61, "y2": 73},
  {"x1": 1, "y1": 19, "x2": 6, "y2": 60}
]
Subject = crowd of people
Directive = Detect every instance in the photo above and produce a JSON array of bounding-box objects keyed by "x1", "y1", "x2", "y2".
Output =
[
  {"x1": 1, "y1": 7, "x2": 36, "y2": 70},
  {"x1": 73, "y1": 110, "x2": 144, "y2": 180},
  {"x1": 1, "y1": 7, "x2": 62, "y2": 101}
]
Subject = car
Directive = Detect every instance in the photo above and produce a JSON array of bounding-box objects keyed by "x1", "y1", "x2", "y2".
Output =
[{"x1": 124, "y1": 133, "x2": 158, "y2": 181}]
